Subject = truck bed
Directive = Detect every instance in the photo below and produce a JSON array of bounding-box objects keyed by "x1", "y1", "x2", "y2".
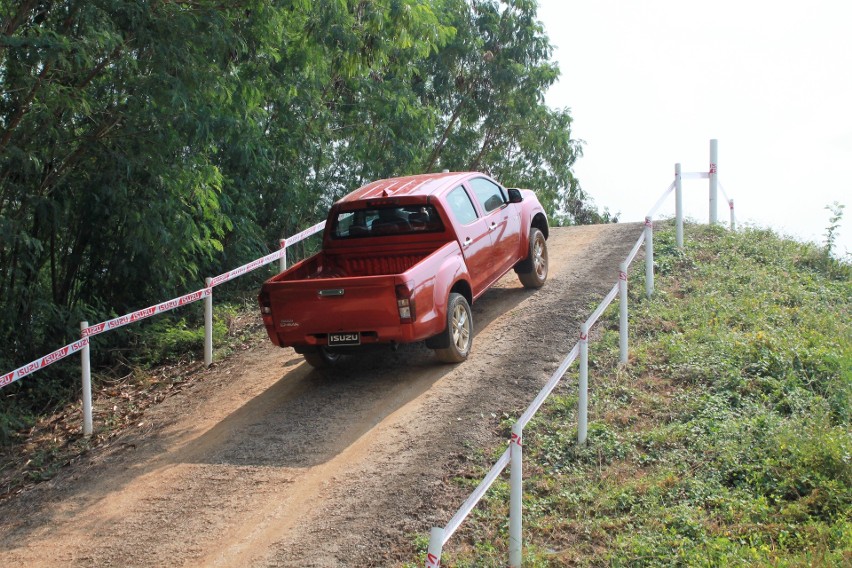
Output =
[{"x1": 276, "y1": 247, "x2": 439, "y2": 281}]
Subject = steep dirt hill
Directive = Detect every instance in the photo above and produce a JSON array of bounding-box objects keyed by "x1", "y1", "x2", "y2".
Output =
[{"x1": 0, "y1": 223, "x2": 644, "y2": 567}]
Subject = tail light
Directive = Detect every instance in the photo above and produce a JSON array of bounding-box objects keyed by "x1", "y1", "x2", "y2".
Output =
[
  {"x1": 395, "y1": 282, "x2": 416, "y2": 323},
  {"x1": 258, "y1": 289, "x2": 274, "y2": 327}
]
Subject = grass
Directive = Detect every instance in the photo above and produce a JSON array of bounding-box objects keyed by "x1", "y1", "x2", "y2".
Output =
[{"x1": 423, "y1": 223, "x2": 851, "y2": 567}]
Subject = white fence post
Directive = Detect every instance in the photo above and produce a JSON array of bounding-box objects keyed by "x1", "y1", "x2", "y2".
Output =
[
  {"x1": 675, "y1": 162, "x2": 684, "y2": 248},
  {"x1": 644, "y1": 217, "x2": 654, "y2": 299},
  {"x1": 279, "y1": 238, "x2": 287, "y2": 273},
  {"x1": 709, "y1": 139, "x2": 719, "y2": 224},
  {"x1": 80, "y1": 321, "x2": 93, "y2": 437},
  {"x1": 729, "y1": 199, "x2": 736, "y2": 231},
  {"x1": 509, "y1": 424, "x2": 523, "y2": 567},
  {"x1": 204, "y1": 277, "x2": 213, "y2": 366},
  {"x1": 425, "y1": 527, "x2": 444, "y2": 568},
  {"x1": 619, "y1": 263, "x2": 628, "y2": 365},
  {"x1": 578, "y1": 324, "x2": 589, "y2": 446}
]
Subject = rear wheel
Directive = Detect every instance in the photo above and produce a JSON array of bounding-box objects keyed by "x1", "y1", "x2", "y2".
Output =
[
  {"x1": 434, "y1": 293, "x2": 473, "y2": 363},
  {"x1": 301, "y1": 346, "x2": 341, "y2": 369},
  {"x1": 517, "y1": 228, "x2": 548, "y2": 288}
]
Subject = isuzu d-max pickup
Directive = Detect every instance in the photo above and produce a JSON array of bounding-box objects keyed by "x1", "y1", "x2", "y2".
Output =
[{"x1": 258, "y1": 171, "x2": 549, "y2": 368}]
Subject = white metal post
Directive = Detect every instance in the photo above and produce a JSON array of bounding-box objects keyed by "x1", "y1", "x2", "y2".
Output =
[
  {"x1": 644, "y1": 217, "x2": 654, "y2": 299},
  {"x1": 279, "y1": 238, "x2": 287, "y2": 273},
  {"x1": 204, "y1": 277, "x2": 213, "y2": 366},
  {"x1": 509, "y1": 424, "x2": 523, "y2": 567},
  {"x1": 675, "y1": 163, "x2": 684, "y2": 247},
  {"x1": 709, "y1": 139, "x2": 719, "y2": 224},
  {"x1": 425, "y1": 527, "x2": 444, "y2": 568},
  {"x1": 80, "y1": 321, "x2": 93, "y2": 437},
  {"x1": 618, "y1": 263, "x2": 628, "y2": 364},
  {"x1": 578, "y1": 324, "x2": 589, "y2": 446},
  {"x1": 729, "y1": 199, "x2": 736, "y2": 231}
]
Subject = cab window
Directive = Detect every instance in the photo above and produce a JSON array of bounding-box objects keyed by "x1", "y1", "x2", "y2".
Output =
[
  {"x1": 331, "y1": 204, "x2": 443, "y2": 238},
  {"x1": 446, "y1": 185, "x2": 479, "y2": 226},
  {"x1": 468, "y1": 177, "x2": 507, "y2": 214}
]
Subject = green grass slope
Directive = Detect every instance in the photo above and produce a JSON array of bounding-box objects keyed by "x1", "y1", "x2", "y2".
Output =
[{"x1": 426, "y1": 223, "x2": 851, "y2": 567}]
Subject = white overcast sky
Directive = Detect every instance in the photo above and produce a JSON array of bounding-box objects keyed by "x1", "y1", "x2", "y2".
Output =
[{"x1": 536, "y1": 0, "x2": 852, "y2": 256}]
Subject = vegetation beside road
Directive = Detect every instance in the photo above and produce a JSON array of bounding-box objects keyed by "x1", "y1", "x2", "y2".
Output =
[
  {"x1": 429, "y1": 223, "x2": 851, "y2": 566},
  {"x1": 1, "y1": 0, "x2": 609, "y2": 441}
]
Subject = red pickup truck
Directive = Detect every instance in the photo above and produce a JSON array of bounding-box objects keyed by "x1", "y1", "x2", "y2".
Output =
[{"x1": 258, "y1": 172, "x2": 549, "y2": 368}]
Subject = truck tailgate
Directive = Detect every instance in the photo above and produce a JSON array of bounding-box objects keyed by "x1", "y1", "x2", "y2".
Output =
[{"x1": 263, "y1": 274, "x2": 404, "y2": 345}]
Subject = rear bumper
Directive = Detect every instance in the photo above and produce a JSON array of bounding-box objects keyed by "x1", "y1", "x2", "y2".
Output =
[{"x1": 264, "y1": 321, "x2": 437, "y2": 349}]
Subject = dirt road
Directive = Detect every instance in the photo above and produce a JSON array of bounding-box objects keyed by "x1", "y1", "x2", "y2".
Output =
[{"x1": 0, "y1": 223, "x2": 644, "y2": 567}]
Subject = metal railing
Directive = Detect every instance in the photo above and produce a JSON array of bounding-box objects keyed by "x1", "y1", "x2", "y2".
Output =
[
  {"x1": 425, "y1": 139, "x2": 734, "y2": 567},
  {"x1": 2, "y1": 221, "x2": 326, "y2": 436}
]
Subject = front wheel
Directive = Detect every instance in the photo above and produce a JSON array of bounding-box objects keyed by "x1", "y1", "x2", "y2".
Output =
[
  {"x1": 434, "y1": 293, "x2": 473, "y2": 363},
  {"x1": 517, "y1": 228, "x2": 548, "y2": 288},
  {"x1": 301, "y1": 346, "x2": 341, "y2": 369}
]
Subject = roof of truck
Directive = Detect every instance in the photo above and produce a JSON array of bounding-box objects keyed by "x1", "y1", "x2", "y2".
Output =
[{"x1": 336, "y1": 172, "x2": 486, "y2": 203}]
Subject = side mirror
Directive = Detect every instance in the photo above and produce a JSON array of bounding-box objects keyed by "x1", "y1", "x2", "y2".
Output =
[{"x1": 507, "y1": 188, "x2": 523, "y2": 204}]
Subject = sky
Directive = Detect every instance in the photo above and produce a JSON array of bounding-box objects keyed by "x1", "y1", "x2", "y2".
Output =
[{"x1": 536, "y1": 0, "x2": 852, "y2": 256}]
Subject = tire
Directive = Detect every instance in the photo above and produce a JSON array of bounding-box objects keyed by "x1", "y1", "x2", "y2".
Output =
[
  {"x1": 516, "y1": 228, "x2": 548, "y2": 288},
  {"x1": 434, "y1": 293, "x2": 473, "y2": 363},
  {"x1": 301, "y1": 346, "x2": 342, "y2": 369}
]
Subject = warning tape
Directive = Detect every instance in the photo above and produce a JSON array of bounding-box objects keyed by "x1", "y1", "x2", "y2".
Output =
[
  {"x1": 1, "y1": 338, "x2": 89, "y2": 390},
  {"x1": 209, "y1": 249, "x2": 286, "y2": 287},
  {"x1": 83, "y1": 287, "x2": 212, "y2": 338},
  {"x1": 1, "y1": 221, "x2": 327, "y2": 389},
  {"x1": 284, "y1": 221, "x2": 326, "y2": 247},
  {"x1": 209, "y1": 221, "x2": 326, "y2": 287}
]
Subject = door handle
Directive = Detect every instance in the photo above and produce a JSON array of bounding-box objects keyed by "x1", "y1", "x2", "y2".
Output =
[
  {"x1": 463, "y1": 237, "x2": 472, "y2": 249},
  {"x1": 489, "y1": 222, "x2": 497, "y2": 231}
]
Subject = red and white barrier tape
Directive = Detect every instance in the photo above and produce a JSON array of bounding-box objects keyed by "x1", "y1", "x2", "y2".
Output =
[
  {"x1": 209, "y1": 249, "x2": 286, "y2": 287},
  {"x1": 83, "y1": 287, "x2": 212, "y2": 338},
  {"x1": 209, "y1": 221, "x2": 325, "y2": 287},
  {"x1": 1, "y1": 338, "x2": 89, "y2": 389},
  {"x1": 2, "y1": 221, "x2": 328, "y2": 388},
  {"x1": 284, "y1": 221, "x2": 326, "y2": 247}
]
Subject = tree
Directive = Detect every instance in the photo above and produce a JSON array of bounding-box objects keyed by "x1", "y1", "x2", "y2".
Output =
[
  {"x1": 0, "y1": 0, "x2": 600, "y2": 422},
  {"x1": 418, "y1": 0, "x2": 605, "y2": 224}
]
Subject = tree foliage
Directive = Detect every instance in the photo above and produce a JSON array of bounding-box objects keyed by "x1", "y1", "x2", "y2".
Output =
[{"x1": 0, "y1": 0, "x2": 601, "y2": 415}]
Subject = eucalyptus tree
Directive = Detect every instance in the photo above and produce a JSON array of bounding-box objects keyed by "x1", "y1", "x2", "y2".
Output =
[
  {"x1": 0, "y1": 0, "x2": 601, "y2": 419},
  {"x1": 0, "y1": 0, "x2": 275, "y2": 379},
  {"x1": 419, "y1": 0, "x2": 604, "y2": 224}
]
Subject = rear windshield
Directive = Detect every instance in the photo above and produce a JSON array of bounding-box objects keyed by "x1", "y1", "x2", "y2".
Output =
[{"x1": 331, "y1": 204, "x2": 445, "y2": 239}]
